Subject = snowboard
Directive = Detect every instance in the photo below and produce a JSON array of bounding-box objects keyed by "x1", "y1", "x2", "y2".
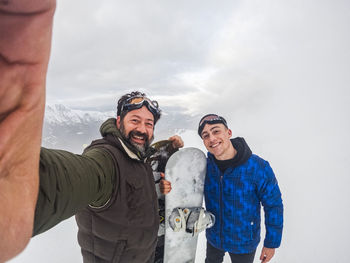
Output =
[
  {"x1": 164, "y1": 147, "x2": 207, "y2": 263},
  {"x1": 146, "y1": 140, "x2": 179, "y2": 263}
]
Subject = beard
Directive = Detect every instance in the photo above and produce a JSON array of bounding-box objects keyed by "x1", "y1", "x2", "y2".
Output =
[{"x1": 120, "y1": 121, "x2": 154, "y2": 155}]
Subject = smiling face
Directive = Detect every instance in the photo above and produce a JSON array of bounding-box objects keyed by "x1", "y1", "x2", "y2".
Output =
[
  {"x1": 117, "y1": 106, "x2": 155, "y2": 154},
  {"x1": 200, "y1": 123, "x2": 235, "y2": 160}
]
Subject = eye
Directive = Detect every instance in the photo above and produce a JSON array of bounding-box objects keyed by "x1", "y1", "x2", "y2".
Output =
[{"x1": 146, "y1": 122, "x2": 154, "y2": 128}]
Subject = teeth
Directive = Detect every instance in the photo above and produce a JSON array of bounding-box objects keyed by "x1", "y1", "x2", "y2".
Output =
[
  {"x1": 211, "y1": 143, "x2": 219, "y2": 148},
  {"x1": 133, "y1": 135, "x2": 144, "y2": 140}
]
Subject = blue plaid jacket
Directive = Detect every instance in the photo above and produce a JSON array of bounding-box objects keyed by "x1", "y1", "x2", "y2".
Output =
[{"x1": 204, "y1": 152, "x2": 283, "y2": 254}]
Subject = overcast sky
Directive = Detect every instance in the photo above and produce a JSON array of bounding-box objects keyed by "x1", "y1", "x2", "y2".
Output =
[
  {"x1": 10, "y1": 0, "x2": 350, "y2": 262},
  {"x1": 45, "y1": 0, "x2": 350, "y2": 146}
]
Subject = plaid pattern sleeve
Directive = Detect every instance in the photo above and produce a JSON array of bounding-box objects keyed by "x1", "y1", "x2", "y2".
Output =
[{"x1": 257, "y1": 161, "x2": 284, "y2": 248}]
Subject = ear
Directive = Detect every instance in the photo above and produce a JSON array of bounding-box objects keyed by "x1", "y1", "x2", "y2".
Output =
[
  {"x1": 228, "y1": 128, "x2": 232, "y2": 137},
  {"x1": 116, "y1": 116, "x2": 121, "y2": 128}
]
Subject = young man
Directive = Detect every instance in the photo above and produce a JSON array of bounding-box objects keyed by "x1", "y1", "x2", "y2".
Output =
[{"x1": 198, "y1": 114, "x2": 284, "y2": 263}]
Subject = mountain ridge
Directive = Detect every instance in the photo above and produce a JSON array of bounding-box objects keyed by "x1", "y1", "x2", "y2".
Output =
[{"x1": 42, "y1": 104, "x2": 199, "y2": 153}]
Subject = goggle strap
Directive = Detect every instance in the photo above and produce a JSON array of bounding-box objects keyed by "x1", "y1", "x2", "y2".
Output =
[{"x1": 199, "y1": 115, "x2": 226, "y2": 127}]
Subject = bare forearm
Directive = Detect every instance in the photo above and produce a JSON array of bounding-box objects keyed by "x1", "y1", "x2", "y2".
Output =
[{"x1": 0, "y1": 1, "x2": 56, "y2": 262}]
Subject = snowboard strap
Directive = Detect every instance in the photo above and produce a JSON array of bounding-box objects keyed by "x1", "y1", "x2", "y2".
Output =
[
  {"x1": 193, "y1": 208, "x2": 205, "y2": 235},
  {"x1": 172, "y1": 208, "x2": 187, "y2": 232},
  {"x1": 169, "y1": 207, "x2": 215, "y2": 236}
]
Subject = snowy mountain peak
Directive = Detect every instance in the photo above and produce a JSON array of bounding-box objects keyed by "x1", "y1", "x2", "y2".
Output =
[{"x1": 44, "y1": 104, "x2": 115, "y2": 125}]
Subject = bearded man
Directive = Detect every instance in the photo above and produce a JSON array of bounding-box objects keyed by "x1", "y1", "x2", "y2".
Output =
[{"x1": 32, "y1": 91, "x2": 183, "y2": 263}]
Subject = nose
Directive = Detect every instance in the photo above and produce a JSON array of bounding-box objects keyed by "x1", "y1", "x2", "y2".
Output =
[
  {"x1": 135, "y1": 122, "x2": 147, "y2": 134},
  {"x1": 208, "y1": 133, "x2": 216, "y2": 142}
]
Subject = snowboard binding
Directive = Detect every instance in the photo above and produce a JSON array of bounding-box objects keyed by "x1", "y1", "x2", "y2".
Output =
[{"x1": 169, "y1": 207, "x2": 215, "y2": 236}]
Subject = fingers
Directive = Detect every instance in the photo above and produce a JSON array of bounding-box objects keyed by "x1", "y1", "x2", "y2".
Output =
[
  {"x1": 260, "y1": 251, "x2": 267, "y2": 263},
  {"x1": 168, "y1": 135, "x2": 184, "y2": 149},
  {"x1": 260, "y1": 247, "x2": 275, "y2": 263},
  {"x1": 0, "y1": 1, "x2": 56, "y2": 65},
  {"x1": 159, "y1": 179, "x2": 172, "y2": 194},
  {"x1": 0, "y1": 2, "x2": 56, "y2": 261}
]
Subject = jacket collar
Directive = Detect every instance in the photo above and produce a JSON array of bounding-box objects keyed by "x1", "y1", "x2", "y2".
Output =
[{"x1": 207, "y1": 137, "x2": 252, "y2": 167}]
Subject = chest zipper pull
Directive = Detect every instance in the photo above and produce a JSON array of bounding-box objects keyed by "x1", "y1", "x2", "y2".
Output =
[{"x1": 250, "y1": 221, "x2": 254, "y2": 240}]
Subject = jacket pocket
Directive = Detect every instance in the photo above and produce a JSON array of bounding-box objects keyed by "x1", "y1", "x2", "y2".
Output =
[
  {"x1": 126, "y1": 178, "x2": 144, "y2": 209},
  {"x1": 125, "y1": 178, "x2": 155, "y2": 226},
  {"x1": 236, "y1": 221, "x2": 255, "y2": 245}
]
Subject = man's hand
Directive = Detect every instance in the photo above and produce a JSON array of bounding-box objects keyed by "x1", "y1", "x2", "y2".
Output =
[
  {"x1": 0, "y1": 1, "x2": 56, "y2": 261},
  {"x1": 159, "y1": 173, "x2": 172, "y2": 194},
  {"x1": 168, "y1": 135, "x2": 184, "y2": 149},
  {"x1": 260, "y1": 247, "x2": 275, "y2": 263},
  {"x1": 158, "y1": 136, "x2": 182, "y2": 195}
]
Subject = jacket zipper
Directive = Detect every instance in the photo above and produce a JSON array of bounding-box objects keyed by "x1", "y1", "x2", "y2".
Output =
[
  {"x1": 220, "y1": 174, "x2": 223, "y2": 248},
  {"x1": 250, "y1": 221, "x2": 254, "y2": 240}
]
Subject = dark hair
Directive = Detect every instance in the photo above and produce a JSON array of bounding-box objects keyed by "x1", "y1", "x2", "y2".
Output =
[{"x1": 117, "y1": 91, "x2": 161, "y2": 124}]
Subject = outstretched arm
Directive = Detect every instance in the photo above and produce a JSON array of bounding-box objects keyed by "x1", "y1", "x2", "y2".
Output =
[{"x1": 0, "y1": 1, "x2": 56, "y2": 261}]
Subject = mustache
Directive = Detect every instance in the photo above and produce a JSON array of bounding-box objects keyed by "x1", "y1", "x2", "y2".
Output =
[{"x1": 129, "y1": 130, "x2": 148, "y2": 143}]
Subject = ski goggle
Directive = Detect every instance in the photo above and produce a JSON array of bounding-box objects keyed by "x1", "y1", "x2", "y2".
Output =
[
  {"x1": 198, "y1": 114, "x2": 228, "y2": 136},
  {"x1": 121, "y1": 96, "x2": 161, "y2": 120}
]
